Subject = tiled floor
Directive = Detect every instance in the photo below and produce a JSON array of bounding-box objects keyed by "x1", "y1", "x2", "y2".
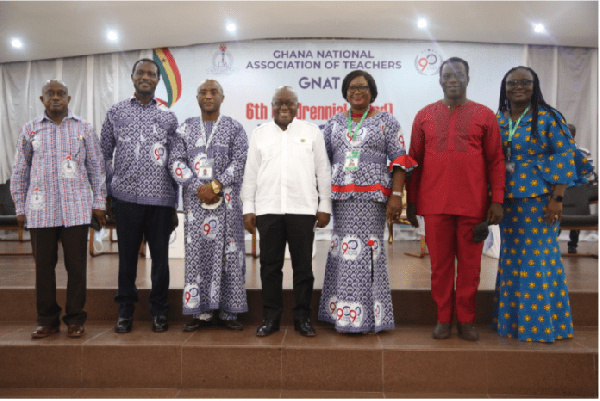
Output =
[
  {"x1": 0, "y1": 236, "x2": 597, "y2": 292},
  {"x1": 0, "y1": 323, "x2": 596, "y2": 398}
]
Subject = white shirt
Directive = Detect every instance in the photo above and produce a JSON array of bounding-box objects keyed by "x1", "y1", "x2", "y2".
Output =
[{"x1": 242, "y1": 118, "x2": 332, "y2": 216}]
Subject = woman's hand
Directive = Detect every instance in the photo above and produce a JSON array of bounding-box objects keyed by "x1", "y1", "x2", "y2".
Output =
[
  {"x1": 386, "y1": 194, "x2": 403, "y2": 223},
  {"x1": 544, "y1": 198, "x2": 563, "y2": 224}
]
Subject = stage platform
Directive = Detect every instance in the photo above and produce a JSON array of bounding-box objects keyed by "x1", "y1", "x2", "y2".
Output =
[{"x1": 0, "y1": 238, "x2": 597, "y2": 398}]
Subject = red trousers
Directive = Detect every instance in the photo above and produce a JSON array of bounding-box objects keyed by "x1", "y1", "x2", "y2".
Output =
[{"x1": 424, "y1": 214, "x2": 484, "y2": 323}]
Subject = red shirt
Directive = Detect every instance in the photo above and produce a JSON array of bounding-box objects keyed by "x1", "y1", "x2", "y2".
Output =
[{"x1": 406, "y1": 100, "x2": 505, "y2": 219}]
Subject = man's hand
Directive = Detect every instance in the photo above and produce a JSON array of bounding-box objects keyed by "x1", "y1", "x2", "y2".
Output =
[
  {"x1": 315, "y1": 212, "x2": 331, "y2": 228},
  {"x1": 197, "y1": 183, "x2": 216, "y2": 203},
  {"x1": 386, "y1": 194, "x2": 403, "y2": 223},
  {"x1": 106, "y1": 196, "x2": 114, "y2": 222},
  {"x1": 544, "y1": 199, "x2": 563, "y2": 225},
  {"x1": 406, "y1": 203, "x2": 418, "y2": 228},
  {"x1": 92, "y1": 209, "x2": 106, "y2": 228},
  {"x1": 172, "y1": 209, "x2": 179, "y2": 232},
  {"x1": 243, "y1": 213, "x2": 256, "y2": 234},
  {"x1": 487, "y1": 202, "x2": 504, "y2": 225},
  {"x1": 16, "y1": 215, "x2": 26, "y2": 229}
]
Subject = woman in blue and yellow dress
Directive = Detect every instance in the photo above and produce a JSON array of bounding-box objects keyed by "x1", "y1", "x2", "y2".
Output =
[{"x1": 493, "y1": 66, "x2": 593, "y2": 342}]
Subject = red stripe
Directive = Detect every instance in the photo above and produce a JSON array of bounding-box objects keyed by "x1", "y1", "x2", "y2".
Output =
[
  {"x1": 160, "y1": 48, "x2": 182, "y2": 102},
  {"x1": 388, "y1": 154, "x2": 418, "y2": 171},
  {"x1": 332, "y1": 183, "x2": 392, "y2": 196}
]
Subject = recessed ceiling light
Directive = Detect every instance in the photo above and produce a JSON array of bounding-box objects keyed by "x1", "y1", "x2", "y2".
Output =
[
  {"x1": 533, "y1": 23, "x2": 545, "y2": 33},
  {"x1": 11, "y1": 38, "x2": 23, "y2": 49},
  {"x1": 417, "y1": 18, "x2": 427, "y2": 29},
  {"x1": 107, "y1": 30, "x2": 119, "y2": 42},
  {"x1": 226, "y1": 23, "x2": 237, "y2": 33}
]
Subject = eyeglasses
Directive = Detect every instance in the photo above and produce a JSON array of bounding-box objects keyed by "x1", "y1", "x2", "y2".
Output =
[
  {"x1": 347, "y1": 86, "x2": 369, "y2": 93},
  {"x1": 506, "y1": 79, "x2": 533, "y2": 87},
  {"x1": 272, "y1": 100, "x2": 297, "y2": 107}
]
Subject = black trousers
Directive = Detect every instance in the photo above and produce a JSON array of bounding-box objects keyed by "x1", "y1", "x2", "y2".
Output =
[
  {"x1": 30, "y1": 225, "x2": 89, "y2": 326},
  {"x1": 568, "y1": 230, "x2": 580, "y2": 249},
  {"x1": 112, "y1": 199, "x2": 173, "y2": 318},
  {"x1": 256, "y1": 214, "x2": 315, "y2": 321}
]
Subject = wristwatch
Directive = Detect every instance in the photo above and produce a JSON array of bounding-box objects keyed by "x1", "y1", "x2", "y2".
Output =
[
  {"x1": 551, "y1": 194, "x2": 563, "y2": 202},
  {"x1": 211, "y1": 180, "x2": 221, "y2": 194}
]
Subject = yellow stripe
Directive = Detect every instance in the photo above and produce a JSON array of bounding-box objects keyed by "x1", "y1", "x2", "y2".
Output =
[{"x1": 155, "y1": 49, "x2": 179, "y2": 101}]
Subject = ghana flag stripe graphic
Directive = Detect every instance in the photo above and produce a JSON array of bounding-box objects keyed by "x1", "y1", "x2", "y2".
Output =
[{"x1": 153, "y1": 48, "x2": 182, "y2": 108}]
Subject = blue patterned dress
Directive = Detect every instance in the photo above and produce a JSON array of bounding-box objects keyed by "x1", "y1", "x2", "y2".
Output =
[
  {"x1": 317, "y1": 111, "x2": 416, "y2": 333},
  {"x1": 493, "y1": 106, "x2": 593, "y2": 342},
  {"x1": 169, "y1": 116, "x2": 248, "y2": 318}
]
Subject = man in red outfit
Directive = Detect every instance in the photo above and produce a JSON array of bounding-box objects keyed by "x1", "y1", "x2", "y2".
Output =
[{"x1": 406, "y1": 57, "x2": 505, "y2": 341}]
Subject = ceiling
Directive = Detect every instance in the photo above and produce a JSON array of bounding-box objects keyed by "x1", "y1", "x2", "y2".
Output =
[{"x1": 0, "y1": 1, "x2": 597, "y2": 64}]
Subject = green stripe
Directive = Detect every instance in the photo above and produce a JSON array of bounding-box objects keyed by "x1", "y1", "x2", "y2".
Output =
[{"x1": 153, "y1": 51, "x2": 174, "y2": 107}]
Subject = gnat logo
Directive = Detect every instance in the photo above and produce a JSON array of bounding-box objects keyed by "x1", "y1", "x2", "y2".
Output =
[
  {"x1": 341, "y1": 235, "x2": 362, "y2": 261},
  {"x1": 414, "y1": 49, "x2": 443, "y2": 75},
  {"x1": 184, "y1": 283, "x2": 200, "y2": 308},
  {"x1": 368, "y1": 235, "x2": 381, "y2": 260},
  {"x1": 374, "y1": 301, "x2": 383, "y2": 326},
  {"x1": 330, "y1": 234, "x2": 339, "y2": 257},
  {"x1": 152, "y1": 143, "x2": 167, "y2": 166},
  {"x1": 201, "y1": 216, "x2": 219, "y2": 240},
  {"x1": 334, "y1": 301, "x2": 364, "y2": 327},
  {"x1": 208, "y1": 44, "x2": 234, "y2": 75}
]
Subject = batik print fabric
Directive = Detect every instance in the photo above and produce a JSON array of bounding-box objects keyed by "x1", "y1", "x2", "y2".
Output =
[
  {"x1": 11, "y1": 111, "x2": 106, "y2": 228},
  {"x1": 317, "y1": 111, "x2": 416, "y2": 333},
  {"x1": 493, "y1": 106, "x2": 593, "y2": 342},
  {"x1": 169, "y1": 116, "x2": 249, "y2": 316}
]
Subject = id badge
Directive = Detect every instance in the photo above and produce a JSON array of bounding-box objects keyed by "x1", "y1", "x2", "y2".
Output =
[
  {"x1": 505, "y1": 161, "x2": 516, "y2": 173},
  {"x1": 198, "y1": 159, "x2": 214, "y2": 180},
  {"x1": 344, "y1": 149, "x2": 360, "y2": 172},
  {"x1": 60, "y1": 158, "x2": 77, "y2": 179}
]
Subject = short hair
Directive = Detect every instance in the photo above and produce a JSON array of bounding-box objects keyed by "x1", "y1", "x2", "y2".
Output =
[
  {"x1": 497, "y1": 66, "x2": 563, "y2": 139},
  {"x1": 439, "y1": 57, "x2": 469, "y2": 78},
  {"x1": 272, "y1": 86, "x2": 298, "y2": 103},
  {"x1": 42, "y1": 79, "x2": 68, "y2": 94},
  {"x1": 197, "y1": 79, "x2": 224, "y2": 95},
  {"x1": 131, "y1": 58, "x2": 161, "y2": 81},
  {"x1": 341, "y1": 70, "x2": 378, "y2": 103}
]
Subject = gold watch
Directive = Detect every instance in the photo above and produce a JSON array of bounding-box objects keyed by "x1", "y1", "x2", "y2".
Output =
[{"x1": 211, "y1": 180, "x2": 221, "y2": 194}]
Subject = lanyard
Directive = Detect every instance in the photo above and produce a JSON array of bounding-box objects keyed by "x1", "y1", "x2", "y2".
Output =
[
  {"x1": 199, "y1": 115, "x2": 222, "y2": 156},
  {"x1": 507, "y1": 106, "x2": 530, "y2": 142},
  {"x1": 347, "y1": 108, "x2": 369, "y2": 142}
]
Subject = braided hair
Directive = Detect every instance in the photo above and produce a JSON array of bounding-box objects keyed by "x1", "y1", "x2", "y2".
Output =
[{"x1": 498, "y1": 66, "x2": 564, "y2": 138}]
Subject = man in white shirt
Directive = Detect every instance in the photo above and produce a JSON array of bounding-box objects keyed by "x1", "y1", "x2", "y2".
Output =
[{"x1": 242, "y1": 86, "x2": 331, "y2": 337}]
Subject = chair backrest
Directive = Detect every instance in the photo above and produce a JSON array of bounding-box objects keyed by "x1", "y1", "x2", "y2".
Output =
[
  {"x1": 0, "y1": 180, "x2": 16, "y2": 216},
  {"x1": 563, "y1": 184, "x2": 593, "y2": 215}
]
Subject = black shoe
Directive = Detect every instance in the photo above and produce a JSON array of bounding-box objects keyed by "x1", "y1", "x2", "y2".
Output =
[
  {"x1": 568, "y1": 246, "x2": 577, "y2": 254},
  {"x1": 432, "y1": 322, "x2": 451, "y2": 339},
  {"x1": 152, "y1": 315, "x2": 168, "y2": 332},
  {"x1": 457, "y1": 323, "x2": 479, "y2": 341},
  {"x1": 217, "y1": 318, "x2": 244, "y2": 331},
  {"x1": 114, "y1": 317, "x2": 132, "y2": 333},
  {"x1": 294, "y1": 318, "x2": 316, "y2": 337},
  {"x1": 256, "y1": 320, "x2": 280, "y2": 337},
  {"x1": 182, "y1": 318, "x2": 213, "y2": 332}
]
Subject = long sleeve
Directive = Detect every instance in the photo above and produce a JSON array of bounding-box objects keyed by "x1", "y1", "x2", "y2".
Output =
[
  {"x1": 482, "y1": 112, "x2": 506, "y2": 203},
  {"x1": 100, "y1": 109, "x2": 116, "y2": 197},
  {"x1": 241, "y1": 129, "x2": 260, "y2": 215},
  {"x1": 406, "y1": 111, "x2": 425, "y2": 204},
  {"x1": 215, "y1": 122, "x2": 248, "y2": 188},
  {"x1": 168, "y1": 122, "x2": 195, "y2": 187},
  {"x1": 313, "y1": 128, "x2": 332, "y2": 214},
  {"x1": 84, "y1": 124, "x2": 107, "y2": 210},
  {"x1": 10, "y1": 125, "x2": 33, "y2": 215}
]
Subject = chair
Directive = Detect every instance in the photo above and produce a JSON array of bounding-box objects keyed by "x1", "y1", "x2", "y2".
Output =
[
  {"x1": 0, "y1": 180, "x2": 31, "y2": 256},
  {"x1": 560, "y1": 182, "x2": 598, "y2": 258}
]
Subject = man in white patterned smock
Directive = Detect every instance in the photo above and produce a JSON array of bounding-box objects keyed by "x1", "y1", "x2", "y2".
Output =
[
  {"x1": 11, "y1": 80, "x2": 106, "y2": 339},
  {"x1": 169, "y1": 80, "x2": 248, "y2": 331}
]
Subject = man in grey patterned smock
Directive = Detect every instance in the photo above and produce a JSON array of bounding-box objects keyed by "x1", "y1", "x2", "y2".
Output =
[
  {"x1": 169, "y1": 79, "x2": 248, "y2": 331},
  {"x1": 100, "y1": 59, "x2": 178, "y2": 333}
]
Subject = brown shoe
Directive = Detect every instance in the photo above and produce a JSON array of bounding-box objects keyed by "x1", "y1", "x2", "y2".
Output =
[
  {"x1": 457, "y1": 323, "x2": 479, "y2": 341},
  {"x1": 432, "y1": 322, "x2": 451, "y2": 339},
  {"x1": 67, "y1": 324, "x2": 85, "y2": 338},
  {"x1": 31, "y1": 325, "x2": 60, "y2": 339}
]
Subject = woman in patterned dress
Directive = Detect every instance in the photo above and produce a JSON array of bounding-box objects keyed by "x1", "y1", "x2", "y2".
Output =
[
  {"x1": 317, "y1": 70, "x2": 417, "y2": 333},
  {"x1": 493, "y1": 66, "x2": 593, "y2": 342}
]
